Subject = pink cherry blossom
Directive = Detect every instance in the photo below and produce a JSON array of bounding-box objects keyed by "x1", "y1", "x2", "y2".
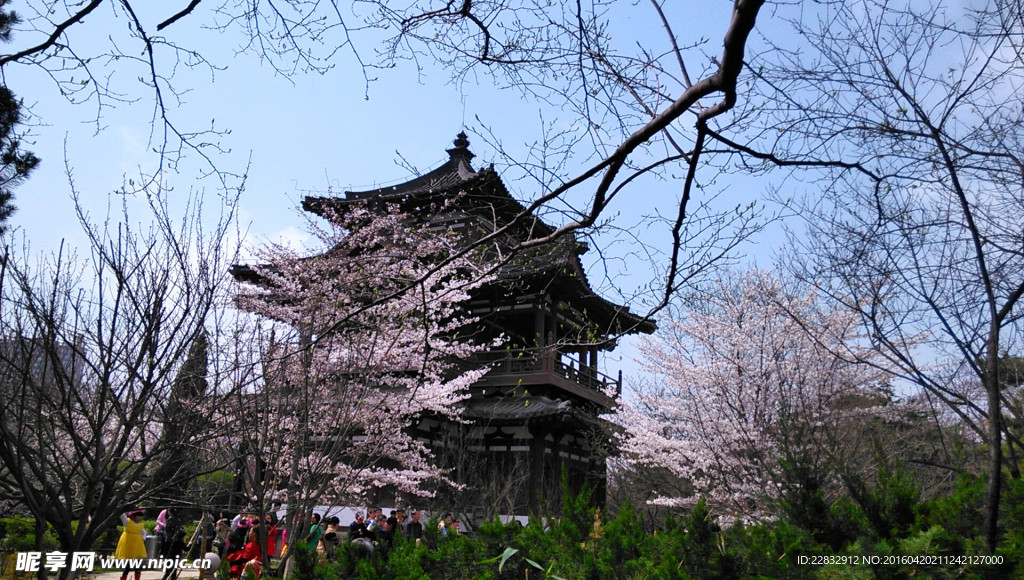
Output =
[
  {"x1": 619, "y1": 269, "x2": 893, "y2": 520},
  {"x1": 234, "y1": 203, "x2": 496, "y2": 505}
]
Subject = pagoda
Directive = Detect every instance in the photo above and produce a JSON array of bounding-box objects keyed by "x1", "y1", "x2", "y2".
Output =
[{"x1": 295, "y1": 133, "x2": 653, "y2": 514}]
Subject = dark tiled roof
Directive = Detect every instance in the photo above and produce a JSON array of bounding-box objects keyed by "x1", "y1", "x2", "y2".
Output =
[
  {"x1": 349, "y1": 132, "x2": 479, "y2": 199},
  {"x1": 298, "y1": 132, "x2": 654, "y2": 335},
  {"x1": 304, "y1": 132, "x2": 489, "y2": 213}
]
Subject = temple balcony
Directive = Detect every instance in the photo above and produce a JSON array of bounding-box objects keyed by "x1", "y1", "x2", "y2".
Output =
[{"x1": 468, "y1": 347, "x2": 621, "y2": 407}]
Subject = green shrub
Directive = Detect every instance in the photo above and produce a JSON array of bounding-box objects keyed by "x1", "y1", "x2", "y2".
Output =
[
  {"x1": 384, "y1": 536, "x2": 431, "y2": 579},
  {"x1": 0, "y1": 517, "x2": 58, "y2": 553},
  {"x1": 255, "y1": 474, "x2": 1024, "y2": 579},
  {"x1": 916, "y1": 473, "x2": 984, "y2": 543},
  {"x1": 593, "y1": 502, "x2": 648, "y2": 579},
  {"x1": 848, "y1": 464, "x2": 920, "y2": 541},
  {"x1": 727, "y1": 518, "x2": 822, "y2": 579},
  {"x1": 288, "y1": 539, "x2": 318, "y2": 579}
]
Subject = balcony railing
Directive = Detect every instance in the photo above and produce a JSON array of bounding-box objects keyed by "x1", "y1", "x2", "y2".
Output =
[{"x1": 470, "y1": 347, "x2": 620, "y2": 394}]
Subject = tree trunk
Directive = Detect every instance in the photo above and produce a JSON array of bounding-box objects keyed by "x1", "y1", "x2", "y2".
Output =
[
  {"x1": 983, "y1": 327, "x2": 1003, "y2": 554},
  {"x1": 34, "y1": 518, "x2": 47, "y2": 580}
]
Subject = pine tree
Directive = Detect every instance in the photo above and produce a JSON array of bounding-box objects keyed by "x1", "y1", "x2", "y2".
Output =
[
  {"x1": 150, "y1": 330, "x2": 210, "y2": 502},
  {"x1": 0, "y1": 0, "x2": 39, "y2": 232}
]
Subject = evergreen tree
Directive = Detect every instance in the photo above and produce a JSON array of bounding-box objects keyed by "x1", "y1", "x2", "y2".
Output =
[
  {"x1": 0, "y1": 0, "x2": 39, "y2": 232},
  {"x1": 150, "y1": 330, "x2": 211, "y2": 502},
  {"x1": 171, "y1": 330, "x2": 210, "y2": 399}
]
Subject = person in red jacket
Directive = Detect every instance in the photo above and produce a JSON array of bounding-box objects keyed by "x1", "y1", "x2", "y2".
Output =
[
  {"x1": 263, "y1": 513, "x2": 281, "y2": 564},
  {"x1": 226, "y1": 528, "x2": 262, "y2": 578}
]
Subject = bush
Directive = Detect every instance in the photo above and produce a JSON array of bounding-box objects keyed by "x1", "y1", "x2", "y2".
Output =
[
  {"x1": 592, "y1": 502, "x2": 648, "y2": 579},
  {"x1": 726, "y1": 519, "x2": 822, "y2": 579},
  {"x1": 0, "y1": 517, "x2": 58, "y2": 553},
  {"x1": 257, "y1": 475, "x2": 1024, "y2": 579}
]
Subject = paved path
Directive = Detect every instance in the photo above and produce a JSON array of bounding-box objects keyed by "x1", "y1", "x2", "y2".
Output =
[{"x1": 88, "y1": 572, "x2": 202, "y2": 580}]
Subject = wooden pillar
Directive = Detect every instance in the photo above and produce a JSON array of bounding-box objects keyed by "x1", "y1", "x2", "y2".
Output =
[
  {"x1": 534, "y1": 307, "x2": 546, "y2": 348},
  {"x1": 544, "y1": 332, "x2": 555, "y2": 371},
  {"x1": 551, "y1": 430, "x2": 563, "y2": 492},
  {"x1": 528, "y1": 425, "x2": 546, "y2": 513}
]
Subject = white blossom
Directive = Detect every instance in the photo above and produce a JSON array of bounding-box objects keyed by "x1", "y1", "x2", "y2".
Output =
[{"x1": 620, "y1": 269, "x2": 892, "y2": 520}]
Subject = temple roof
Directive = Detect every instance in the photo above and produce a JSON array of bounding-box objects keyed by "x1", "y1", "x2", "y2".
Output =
[
  {"x1": 300, "y1": 133, "x2": 654, "y2": 336},
  {"x1": 303, "y1": 132, "x2": 548, "y2": 239},
  {"x1": 348, "y1": 131, "x2": 480, "y2": 199}
]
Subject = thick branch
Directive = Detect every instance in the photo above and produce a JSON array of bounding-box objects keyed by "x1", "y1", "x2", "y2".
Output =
[
  {"x1": 157, "y1": 0, "x2": 203, "y2": 31},
  {"x1": 0, "y1": 0, "x2": 104, "y2": 66},
  {"x1": 518, "y1": 0, "x2": 766, "y2": 247}
]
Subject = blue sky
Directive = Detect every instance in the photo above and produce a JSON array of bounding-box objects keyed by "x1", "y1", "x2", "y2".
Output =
[{"x1": 2, "y1": 1, "x2": 784, "y2": 379}]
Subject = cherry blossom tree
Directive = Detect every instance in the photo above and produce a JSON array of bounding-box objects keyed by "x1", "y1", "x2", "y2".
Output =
[
  {"x1": 619, "y1": 269, "x2": 894, "y2": 521},
  {"x1": 231, "y1": 203, "x2": 495, "y2": 550},
  {"x1": 736, "y1": 0, "x2": 1024, "y2": 550}
]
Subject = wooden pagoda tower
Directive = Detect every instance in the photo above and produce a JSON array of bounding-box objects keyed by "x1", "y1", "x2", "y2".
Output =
[{"x1": 301, "y1": 133, "x2": 653, "y2": 515}]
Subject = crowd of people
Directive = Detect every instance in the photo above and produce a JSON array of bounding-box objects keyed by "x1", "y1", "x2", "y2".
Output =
[
  {"x1": 309, "y1": 507, "x2": 461, "y2": 561},
  {"x1": 112, "y1": 503, "x2": 463, "y2": 578},
  {"x1": 112, "y1": 507, "x2": 196, "y2": 580},
  {"x1": 111, "y1": 504, "x2": 283, "y2": 579},
  {"x1": 207, "y1": 503, "x2": 285, "y2": 578}
]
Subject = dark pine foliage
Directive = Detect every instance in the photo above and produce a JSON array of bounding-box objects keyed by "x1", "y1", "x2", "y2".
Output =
[{"x1": 0, "y1": 0, "x2": 40, "y2": 232}]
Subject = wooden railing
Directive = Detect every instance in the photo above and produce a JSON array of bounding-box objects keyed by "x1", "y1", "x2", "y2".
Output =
[{"x1": 470, "y1": 347, "x2": 620, "y2": 393}]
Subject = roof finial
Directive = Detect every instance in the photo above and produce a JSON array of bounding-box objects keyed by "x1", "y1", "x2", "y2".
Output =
[{"x1": 447, "y1": 131, "x2": 474, "y2": 161}]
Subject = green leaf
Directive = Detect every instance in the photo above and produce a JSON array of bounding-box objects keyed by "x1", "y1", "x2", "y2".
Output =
[
  {"x1": 498, "y1": 546, "x2": 519, "y2": 572},
  {"x1": 479, "y1": 546, "x2": 520, "y2": 572}
]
